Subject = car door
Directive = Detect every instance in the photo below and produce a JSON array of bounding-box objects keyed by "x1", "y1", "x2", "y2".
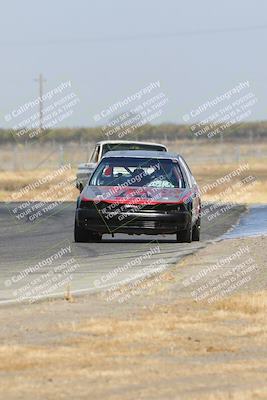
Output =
[{"x1": 178, "y1": 156, "x2": 200, "y2": 224}]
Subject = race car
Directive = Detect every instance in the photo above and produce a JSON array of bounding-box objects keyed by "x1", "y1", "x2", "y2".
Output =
[{"x1": 74, "y1": 150, "x2": 201, "y2": 243}]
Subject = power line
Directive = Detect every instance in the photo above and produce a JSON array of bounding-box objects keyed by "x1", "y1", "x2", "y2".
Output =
[{"x1": 1, "y1": 24, "x2": 267, "y2": 46}]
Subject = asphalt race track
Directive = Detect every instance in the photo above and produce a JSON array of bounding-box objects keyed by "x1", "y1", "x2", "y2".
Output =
[{"x1": 0, "y1": 202, "x2": 245, "y2": 304}]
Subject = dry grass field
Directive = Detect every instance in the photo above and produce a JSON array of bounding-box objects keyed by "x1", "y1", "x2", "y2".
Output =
[{"x1": 1, "y1": 297, "x2": 266, "y2": 399}]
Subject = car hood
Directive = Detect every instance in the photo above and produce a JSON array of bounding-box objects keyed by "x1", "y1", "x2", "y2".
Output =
[{"x1": 81, "y1": 186, "x2": 195, "y2": 205}]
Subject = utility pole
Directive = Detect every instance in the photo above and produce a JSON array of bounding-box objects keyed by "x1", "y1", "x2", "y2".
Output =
[{"x1": 34, "y1": 73, "x2": 46, "y2": 132}]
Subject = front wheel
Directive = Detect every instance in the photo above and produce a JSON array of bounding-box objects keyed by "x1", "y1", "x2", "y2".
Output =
[
  {"x1": 74, "y1": 220, "x2": 88, "y2": 242},
  {"x1": 176, "y1": 224, "x2": 192, "y2": 243},
  {"x1": 192, "y1": 218, "x2": 201, "y2": 241},
  {"x1": 74, "y1": 220, "x2": 102, "y2": 243}
]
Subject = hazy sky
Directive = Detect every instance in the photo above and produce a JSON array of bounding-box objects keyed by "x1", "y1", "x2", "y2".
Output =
[{"x1": 1, "y1": 0, "x2": 267, "y2": 128}]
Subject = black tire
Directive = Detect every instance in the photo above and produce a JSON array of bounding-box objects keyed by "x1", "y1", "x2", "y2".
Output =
[
  {"x1": 92, "y1": 233, "x2": 102, "y2": 242},
  {"x1": 86, "y1": 232, "x2": 102, "y2": 243},
  {"x1": 192, "y1": 218, "x2": 201, "y2": 241},
  {"x1": 74, "y1": 220, "x2": 88, "y2": 242},
  {"x1": 176, "y1": 223, "x2": 192, "y2": 243},
  {"x1": 74, "y1": 220, "x2": 102, "y2": 243}
]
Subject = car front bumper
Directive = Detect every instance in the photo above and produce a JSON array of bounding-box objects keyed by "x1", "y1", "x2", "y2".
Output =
[{"x1": 76, "y1": 208, "x2": 191, "y2": 235}]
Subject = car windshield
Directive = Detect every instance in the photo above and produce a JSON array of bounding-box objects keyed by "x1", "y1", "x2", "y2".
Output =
[
  {"x1": 102, "y1": 143, "x2": 165, "y2": 155},
  {"x1": 90, "y1": 157, "x2": 185, "y2": 188}
]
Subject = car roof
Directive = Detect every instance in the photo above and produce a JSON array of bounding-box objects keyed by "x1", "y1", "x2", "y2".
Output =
[
  {"x1": 102, "y1": 150, "x2": 181, "y2": 160},
  {"x1": 96, "y1": 140, "x2": 167, "y2": 148}
]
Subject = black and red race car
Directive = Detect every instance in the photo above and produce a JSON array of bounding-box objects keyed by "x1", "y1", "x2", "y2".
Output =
[{"x1": 74, "y1": 150, "x2": 201, "y2": 243}]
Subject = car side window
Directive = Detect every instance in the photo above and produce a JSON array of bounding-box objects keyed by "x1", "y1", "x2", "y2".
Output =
[
  {"x1": 179, "y1": 157, "x2": 193, "y2": 188},
  {"x1": 180, "y1": 156, "x2": 197, "y2": 185}
]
